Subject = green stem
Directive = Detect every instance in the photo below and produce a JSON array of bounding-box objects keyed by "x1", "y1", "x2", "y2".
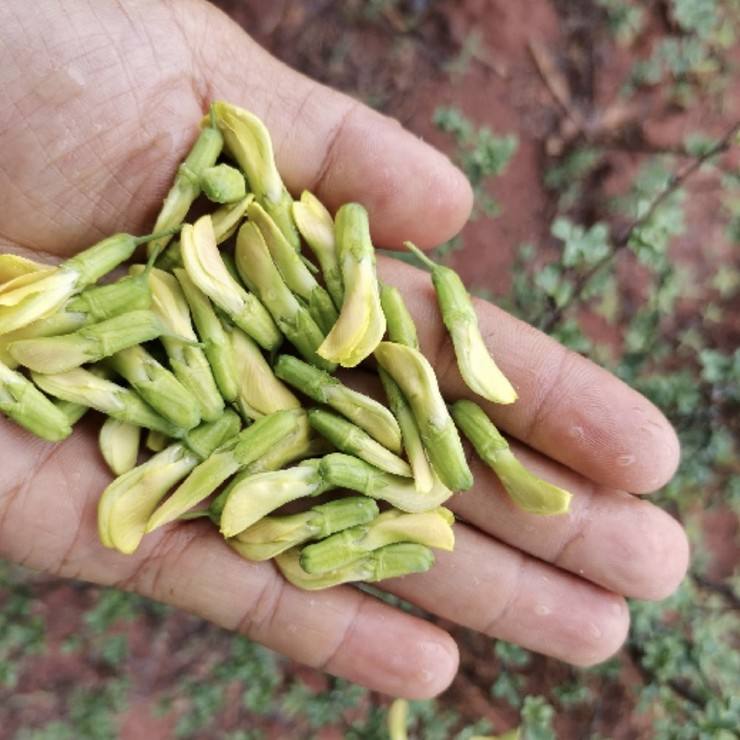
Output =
[
  {"x1": 219, "y1": 459, "x2": 331, "y2": 537},
  {"x1": 9, "y1": 310, "x2": 164, "y2": 374},
  {"x1": 146, "y1": 408, "x2": 303, "y2": 530},
  {"x1": 148, "y1": 112, "x2": 224, "y2": 258},
  {"x1": 374, "y1": 341, "x2": 472, "y2": 491},
  {"x1": 235, "y1": 221, "x2": 333, "y2": 371},
  {"x1": 276, "y1": 542, "x2": 434, "y2": 590},
  {"x1": 31, "y1": 367, "x2": 179, "y2": 437},
  {"x1": 0, "y1": 360, "x2": 72, "y2": 441},
  {"x1": 308, "y1": 408, "x2": 411, "y2": 477},
  {"x1": 109, "y1": 344, "x2": 201, "y2": 431},
  {"x1": 451, "y1": 399, "x2": 572, "y2": 515},
  {"x1": 319, "y1": 453, "x2": 453, "y2": 513},
  {"x1": 404, "y1": 240, "x2": 437, "y2": 271},
  {"x1": 379, "y1": 284, "x2": 419, "y2": 349},
  {"x1": 379, "y1": 369, "x2": 434, "y2": 493},
  {"x1": 274, "y1": 354, "x2": 402, "y2": 453},
  {"x1": 300, "y1": 507, "x2": 454, "y2": 574},
  {"x1": 405, "y1": 240, "x2": 517, "y2": 405},
  {"x1": 230, "y1": 497, "x2": 379, "y2": 562}
]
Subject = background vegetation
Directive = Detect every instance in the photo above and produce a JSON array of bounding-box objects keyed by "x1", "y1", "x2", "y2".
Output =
[{"x1": 2, "y1": 1, "x2": 738, "y2": 738}]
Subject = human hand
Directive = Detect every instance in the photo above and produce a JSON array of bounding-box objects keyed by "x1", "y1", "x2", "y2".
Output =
[{"x1": 0, "y1": 0, "x2": 688, "y2": 699}]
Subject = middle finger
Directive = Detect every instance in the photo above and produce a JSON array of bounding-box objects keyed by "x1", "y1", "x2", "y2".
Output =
[
  {"x1": 382, "y1": 522, "x2": 630, "y2": 666},
  {"x1": 337, "y1": 369, "x2": 688, "y2": 602},
  {"x1": 449, "y1": 439, "x2": 689, "y2": 601}
]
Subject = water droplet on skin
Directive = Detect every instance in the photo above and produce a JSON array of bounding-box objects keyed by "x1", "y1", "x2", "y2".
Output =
[
  {"x1": 578, "y1": 568, "x2": 585, "y2": 576},
  {"x1": 535, "y1": 604, "x2": 551, "y2": 616},
  {"x1": 616, "y1": 454, "x2": 636, "y2": 467},
  {"x1": 569, "y1": 425, "x2": 586, "y2": 443},
  {"x1": 416, "y1": 641, "x2": 455, "y2": 683},
  {"x1": 638, "y1": 421, "x2": 663, "y2": 437},
  {"x1": 33, "y1": 65, "x2": 86, "y2": 104}
]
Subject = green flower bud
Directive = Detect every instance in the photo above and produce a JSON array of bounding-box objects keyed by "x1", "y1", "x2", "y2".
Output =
[{"x1": 200, "y1": 163, "x2": 247, "y2": 204}]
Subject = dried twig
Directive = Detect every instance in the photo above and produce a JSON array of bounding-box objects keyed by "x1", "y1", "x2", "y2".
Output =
[
  {"x1": 628, "y1": 644, "x2": 707, "y2": 709},
  {"x1": 541, "y1": 120, "x2": 740, "y2": 332},
  {"x1": 528, "y1": 39, "x2": 586, "y2": 132}
]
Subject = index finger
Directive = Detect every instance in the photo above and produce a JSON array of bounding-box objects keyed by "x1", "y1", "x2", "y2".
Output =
[
  {"x1": 380, "y1": 257, "x2": 680, "y2": 494},
  {"x1": 209, "y1": 31, "x2": 474, "y2": 249},
  {"x1": 0, "y1": 417, "x2": 459, "y2": 699}
]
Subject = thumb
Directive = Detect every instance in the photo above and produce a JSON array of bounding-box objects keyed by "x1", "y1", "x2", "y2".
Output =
[
  {"x1": 184, "y1": 0, "x2": 474, "y2": 248},
  {"x1": 0, "y1": 0, "x2": 471, "y2": 254}
]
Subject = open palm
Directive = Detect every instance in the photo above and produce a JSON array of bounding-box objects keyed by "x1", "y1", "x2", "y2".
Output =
[{"x1": 0, "y1": 0, "x2": 689, "y2": 699}]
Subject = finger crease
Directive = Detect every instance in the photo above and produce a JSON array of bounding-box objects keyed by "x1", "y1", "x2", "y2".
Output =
[
  {"x1": 0, "y1": 481, "x2": 24, "y2": 555},
  {"x1": 309, "y1": 100, "x2": 361, "y2": 196},
  {"x1": 551, "y1": 481, "x2": 596, "y2": 567},
  {"x1": 146, "y1": 529, "x2": 199, "y2": 600},
  {"x1": 482, "y1": 552, "x2": 527, "y2": 635},
  {"x1": 522, "y1": 346, "x2": 571, "y2": 442},
  {"x1": 279, "y1": 86, "x2": 314, "y2": 157},
  {"x1": 0, "y1": 439, "x2": 67, "y2": 561},
  {"x1": 318, "y1": 593, "x2": 363, "y2": 672},
  {"x1": 57, "y1": 500, "x2": 89, "y2": 579},
  {"x1": 235, "y1": 565, "x2": 285, "y2": 638},
  {"x1": 431, "y1": 327, "x2": 459, "y2": 396},
  {"x1": 116, "y1": 525, "x2": 198, "y2": 596}
]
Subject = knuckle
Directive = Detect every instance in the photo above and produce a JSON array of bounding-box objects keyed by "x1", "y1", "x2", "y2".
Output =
[
  {"x1": 310, "y1": 100, "x2": 361, "y2": 196},
  {"x1": 235, "y1": 568, "x2": 285, "y2": 638},
  {"x1": 550, "y1": 482, "x2": 596, "y2": 567},
  {"x1": 318, "y1": 595, "x2": 363, "y2": 673},
  {"x1": 481, "y1": 552, "x2": 527, "y2": 636},
  {"x1": 523, "y1": 345, "x2": 573, "y2": 440},
  {"x1": 429, "y1": 328, "x2": 459, "y2": 394},
  {"x1": 115, "y1": 525, "x2": 201, "y2": 600}
]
